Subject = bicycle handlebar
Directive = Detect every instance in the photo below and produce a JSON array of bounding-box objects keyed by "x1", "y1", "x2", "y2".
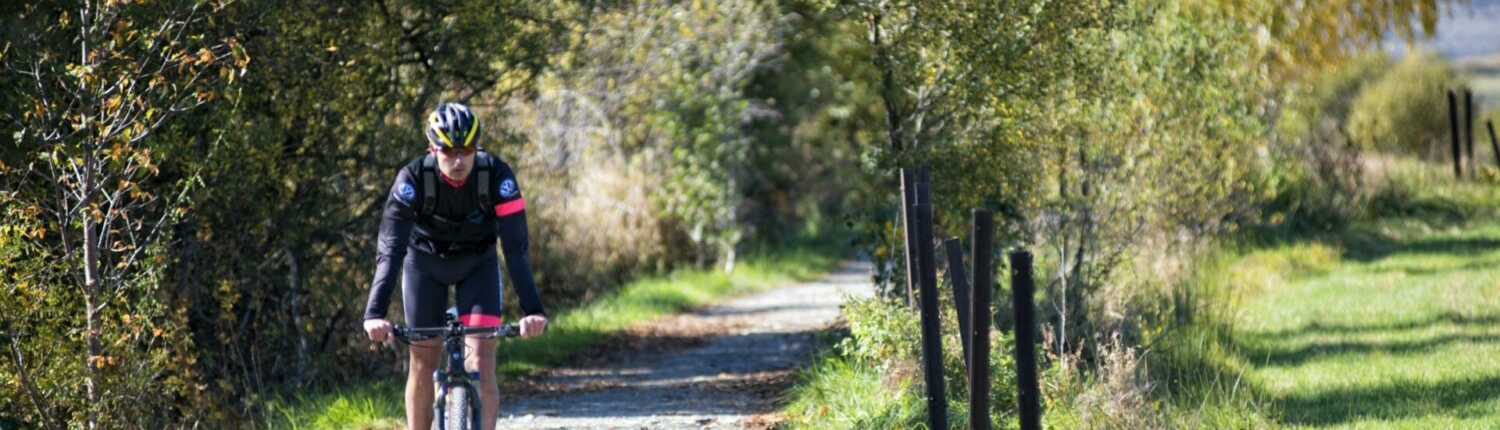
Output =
[{"x1": 390, "y1": 323, "x2": 521, "y2": 343}]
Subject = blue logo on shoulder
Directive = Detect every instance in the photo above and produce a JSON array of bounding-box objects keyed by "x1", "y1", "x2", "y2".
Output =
[
  {"x1": 396, "y1": 182, "x2": 416, "y2": 204},
  {"x1": 498, "y1": 179, "x2": 518, "y2": 198}
]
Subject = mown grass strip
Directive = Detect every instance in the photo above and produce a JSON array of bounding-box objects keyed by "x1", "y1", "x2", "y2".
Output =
[{"x1": 1235, "y1": 220, "x2": 1500, "y2": 429}]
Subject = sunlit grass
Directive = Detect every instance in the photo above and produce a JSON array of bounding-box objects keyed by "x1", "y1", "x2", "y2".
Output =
[
  {"x1": 1233, "y1": 221, "x2": 1500, "y2": 428},
  {"x1": 779, "y1": 351, "x2": 923, "y2": 430},
  {"x1": 1155, "y1": 156, "x2": 1500, "y2": 429}
]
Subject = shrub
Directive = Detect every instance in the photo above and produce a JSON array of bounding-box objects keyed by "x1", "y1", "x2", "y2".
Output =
[
  {"x1": 836, "y1": 297, "x2": 1020, "y2": 429},
  {"x1": 1346, "y1": 50, "x2": 1463, "y2": 156},
  {"x1": 1280, "y1": 52, "x2": 1393, "y2": 138}
]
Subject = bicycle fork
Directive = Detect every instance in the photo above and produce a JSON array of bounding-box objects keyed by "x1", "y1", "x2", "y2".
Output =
[{"x1": 432, "y1": 369, "x2": 484, "y2": 430}]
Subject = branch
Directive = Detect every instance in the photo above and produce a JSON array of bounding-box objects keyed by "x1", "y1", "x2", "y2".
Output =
[{"x1": 8, "y1": 339, "x2": 63, "y2": 430}]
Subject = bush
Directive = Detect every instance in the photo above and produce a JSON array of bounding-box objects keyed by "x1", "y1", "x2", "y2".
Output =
[
  {"x1": 832, "y1": 297, "x2": 1020, "y2": 429},
  {"x1": 1346, "y1": 50, "x2": 1463, "y2": 156},
  {"x1": 1280, "y1": 52, "x2": 1393, "y2": 138}
]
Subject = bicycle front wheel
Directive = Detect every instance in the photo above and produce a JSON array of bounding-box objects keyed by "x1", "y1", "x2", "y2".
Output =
[{"x1": 442, "y1": 384, "x2": 471, "y2": 430}]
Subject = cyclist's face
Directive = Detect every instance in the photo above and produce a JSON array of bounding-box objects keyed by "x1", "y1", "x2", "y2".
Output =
[{"x1": 431, "y1": 145, "x2": 477, "y2": 180}]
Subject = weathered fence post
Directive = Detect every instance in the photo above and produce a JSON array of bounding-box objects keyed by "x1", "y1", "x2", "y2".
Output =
[
  {"x1": 969, "y1": 210, "x2": 994, "y2": 430},
  {"x1": 1010, "y1": 249, "x2": 1041, "y2": 430},
  {"x1": 915, "y1": 202, "x2": 947, "y2": 429},
  {"x1": 1489, "y1": 120, "x2": 1499, "y2": 168},
  {"x1": 1466, "y1": 89, "x2": 1476, "y2": 174},
  {"x1": 1450, "y1": 89, "x2": 1463, "y2": 179},
  {"x1": 944, "y1": 237, "x2": 972, "y2": 371},
  {"x1": 900, "y1": 169, "x2": 919, "y2": 308}
]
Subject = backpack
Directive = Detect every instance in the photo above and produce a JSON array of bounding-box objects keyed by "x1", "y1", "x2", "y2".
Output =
[{"x1": 416, "y1": 150, "x2": 493, "y2": 221}]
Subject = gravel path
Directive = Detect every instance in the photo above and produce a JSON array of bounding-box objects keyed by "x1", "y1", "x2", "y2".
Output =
[{"x1": 496, "y1": 260, "x2": 874, "y2": 430}]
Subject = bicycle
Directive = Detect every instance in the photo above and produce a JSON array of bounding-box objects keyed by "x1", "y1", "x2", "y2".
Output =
[{"x1": 391, "y1": 311, "x2": 521, "y2": 430}]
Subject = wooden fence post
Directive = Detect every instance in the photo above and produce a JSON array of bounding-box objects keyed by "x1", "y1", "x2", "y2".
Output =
[
  {"x1": 1466, "y1": 89, "x2": 1476, "y2": 174},
  {"x1": 900, "y1": 168, "x2": 919, "y2": 308},
  {"x1": 1450, "y1": 89, "x2": 1463, "y2": 179},
  {"x1": 1489, "y1": 120, "x2": 1499, "y2": 168},
  {"x1": 1010, "y1": 250, "x2": 1041, "y2": 430},
  {"x1": 915, "y1": 202, "x2": 947, "y2": 429},
  {"x1": 969, "y1": 210, "x2": 994, "y2": 430},
  {"x1": 944, "y1": 237, "x2": 972, "y2": 372}
]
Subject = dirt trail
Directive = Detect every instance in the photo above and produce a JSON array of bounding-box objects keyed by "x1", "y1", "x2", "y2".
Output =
[{"x1": 496, "y1": 260, "x2": 874, "y2": 430}]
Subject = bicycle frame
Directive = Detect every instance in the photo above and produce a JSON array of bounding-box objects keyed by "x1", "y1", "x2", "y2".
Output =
[{"x1": 393, "y1": 314, "x2": 520, "y2": 430}]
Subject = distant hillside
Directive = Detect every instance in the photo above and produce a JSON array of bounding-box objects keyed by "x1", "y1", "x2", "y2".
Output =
[
  {"x1": 1387, "y1": 0, "x2": 1500, "y2": 61},
  {"x1": 1457, "y1": 52, "x2": 1500, "y2": 75},
  {"x1": 1458, "y1": 52, "x2": 1500, "y2": 110}
]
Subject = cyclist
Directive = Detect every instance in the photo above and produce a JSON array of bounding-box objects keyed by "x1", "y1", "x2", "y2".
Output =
[{"x1": 362, "y1": 102, "x2": 547, "y2": 430}]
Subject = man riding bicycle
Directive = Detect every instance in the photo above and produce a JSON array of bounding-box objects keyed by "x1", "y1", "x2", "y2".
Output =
[{"x1": 362, "y1": 102, "x2": 548, "y2": 430}]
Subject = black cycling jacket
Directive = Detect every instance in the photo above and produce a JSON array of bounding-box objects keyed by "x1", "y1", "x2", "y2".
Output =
[{"x1": 363, "y1": 152, "x2": 546, "y2": 320}]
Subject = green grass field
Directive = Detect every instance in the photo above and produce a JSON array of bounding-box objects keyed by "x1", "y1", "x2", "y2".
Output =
[
  {"x1": 1210, "y1": 155, "x2": 1500, "y2": 428},
  {"x1": 1232, "y1": 221, "x2": 1500, "y2": 428}
]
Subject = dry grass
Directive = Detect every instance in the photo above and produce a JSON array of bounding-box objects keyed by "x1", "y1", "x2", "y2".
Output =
[{"x1": 496, "y1": 95, "x2": 682, "y2": 301}]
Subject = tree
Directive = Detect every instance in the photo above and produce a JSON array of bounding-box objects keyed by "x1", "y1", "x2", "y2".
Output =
[
  {"x1": 821, "y1": 0, "x2": 1125, "y2": 300},
  {"x1": 503, "y1": 0, "x2": 781, "y2": 277},
  {"x1": 1200, "y1": 0, "x2": 1461, "y2": 80},
  {"x1": 2, "y1": 0, "x2": 243, "y2": 426}
]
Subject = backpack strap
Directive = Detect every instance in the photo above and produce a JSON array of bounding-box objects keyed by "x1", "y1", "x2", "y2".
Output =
[
  {"x1": 475, "y1": 150, "x2": 492, "y2": 210},
  {"x1": 417, "y1": 151, "x2": 494, "y2": 221},
  {"x1": 419, "y1": 153, "x2": 438, "y2": 218}
]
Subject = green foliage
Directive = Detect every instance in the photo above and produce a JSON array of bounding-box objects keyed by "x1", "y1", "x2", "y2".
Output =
[
  {"x1": 501, "y1": 0, "x2": 872, "y2": 292},
  {"x1": 1012, "y1": 0, "x2": 1269, "y2": 361},
  {"x1": 1279, "y1": 52, "x2": 1395, "y2": 139},
  {"x1": 1, "y1": 0, "x2": 239, "y2": 426},
  {"x1": 1200, "y1": 0, "x2": 1460, "y2": 81},
  {"x1": 1347, "y1": 51, "x2": 1462, "y2": 154},
  {"x1": 783, "y1": 297, "x2": 1019, "y2": 429}
]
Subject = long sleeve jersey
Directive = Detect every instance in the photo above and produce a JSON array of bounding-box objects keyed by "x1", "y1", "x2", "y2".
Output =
[{"x1": 362, "y1": 152, "x2": 546, "y2": 320}]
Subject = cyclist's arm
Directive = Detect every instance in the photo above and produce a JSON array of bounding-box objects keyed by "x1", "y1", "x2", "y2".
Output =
[
  {"x1": 494, "y1": 166, "x2": 546, "y2": 317},
  {"x1": 364, "y1": 168, "x2": 419, "y2": 321}
]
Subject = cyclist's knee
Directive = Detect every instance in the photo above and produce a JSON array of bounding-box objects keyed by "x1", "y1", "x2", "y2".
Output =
[{"x1": 407, "y1": 340, "x2": 441, "y2": 372}]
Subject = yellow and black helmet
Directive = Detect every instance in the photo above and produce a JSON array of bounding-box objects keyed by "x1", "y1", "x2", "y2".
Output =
[{"x1": 424, "y1": 102, "x2": 480, "y2": 148}]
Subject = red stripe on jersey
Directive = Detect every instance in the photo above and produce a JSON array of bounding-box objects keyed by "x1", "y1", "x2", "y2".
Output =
[{"x1": 494, "y1": 198, "x2": 526, "y2": 217}]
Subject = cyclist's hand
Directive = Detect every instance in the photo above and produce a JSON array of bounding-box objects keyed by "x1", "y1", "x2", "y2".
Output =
[
  {"x1": 519, "y1": 314, "x2": 547, "y2": 338},
  {"x1": 363, "y1": 318, "x2": 393, "y2": 343}
]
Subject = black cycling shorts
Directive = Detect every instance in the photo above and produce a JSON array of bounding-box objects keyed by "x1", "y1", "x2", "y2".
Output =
[{"x1": 401, "y1": 246, "x2": 505, "y2": 328}]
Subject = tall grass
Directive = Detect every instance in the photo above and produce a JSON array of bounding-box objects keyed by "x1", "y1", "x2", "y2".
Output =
[{"x1": 779, "y1": 351, "x2": 925, "y2": 429}]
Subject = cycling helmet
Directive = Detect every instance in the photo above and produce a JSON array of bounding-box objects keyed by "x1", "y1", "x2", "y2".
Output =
[{"x1": 424, "y1": 102, "x2": 480, "y2": 148}]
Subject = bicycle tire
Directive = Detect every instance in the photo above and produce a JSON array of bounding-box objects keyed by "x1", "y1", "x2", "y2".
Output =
[{"x1": 443, "y1": 384, "x2": 471, "y2": 430}]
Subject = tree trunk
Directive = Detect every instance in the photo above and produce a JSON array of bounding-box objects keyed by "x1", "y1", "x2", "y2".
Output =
[
  {"x1": 83, "y1": 170, "x2": 102, "y2": 430},
  {"x1": 868, "y1": 12, "x2": 903, "y2": 153},
  {"x1": 285, "y1": 247, "x2": 306, "y2": 387}
]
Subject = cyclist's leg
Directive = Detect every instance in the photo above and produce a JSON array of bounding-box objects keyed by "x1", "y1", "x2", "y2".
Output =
[
  {"x1": 465, "y1": 336, "x2": 498, "y2": 430},
  {"x1": 455, "y1": 249, "x2": 504, "y2": 430},
  {"x1": 403, "y1": 252, "x2": 450, "y2": 430}
]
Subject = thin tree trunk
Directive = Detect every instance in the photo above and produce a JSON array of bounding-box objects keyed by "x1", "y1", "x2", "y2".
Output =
[
  {"x1": 869, "y1": 12, "x2": 903, "y2": 153},
  {"x1": 82, "y1": 154, "x2": 103, "y2": 430},
  {"x1": 285, "y1": 247, "x2": 306, "y2": 387},
  {"x1": 10, "y1": 340, "x2": 62, "y2": 430}
]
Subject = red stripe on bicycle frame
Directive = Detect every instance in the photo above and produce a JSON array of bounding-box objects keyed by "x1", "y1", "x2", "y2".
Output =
[
  {"x1": 460, "y1": 313, "x2": 504, "y2": 327},
  {"x1": 494, "y1": 198, "x2": 525, "y2": 217}
]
